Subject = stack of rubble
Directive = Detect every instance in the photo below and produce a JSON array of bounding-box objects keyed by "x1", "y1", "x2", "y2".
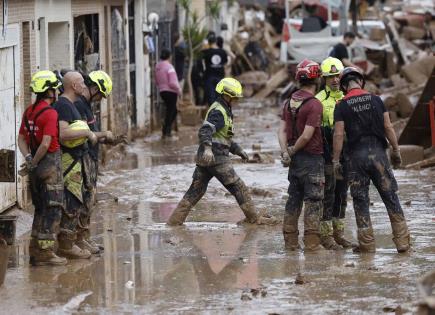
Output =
[
  {"x1": 351, "y1": 1, "x2": 434, "y2": 170},
  {"x1": 230, "y1": 5, "x2": 289, "y2": 100}
]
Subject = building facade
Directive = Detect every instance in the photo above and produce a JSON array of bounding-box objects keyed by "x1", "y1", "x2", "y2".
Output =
[{"x1": 0, "y1": 0, "x2": 152, "y2": 213}]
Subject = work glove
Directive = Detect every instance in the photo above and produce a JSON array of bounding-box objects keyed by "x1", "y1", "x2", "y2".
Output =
[
  {"x1": 281, "y1": 151, "x2": 290, "y2": 167},
  {"x1": 238, "y1": 150, "x2": 249, "y2": 162},
  {"x1": 104, "y1": 130, "x2": 114, "y2": 142},
  {"x1": 19, "y1": 154, "x2": 36, "y2": 176},
  {"x1": 391, "y1": 148, "x2": 402, "y2": 168},
  {"x1": 197, "y1": 145, "x2": 215, "y2": 166},
  {"x1": 25, "y1": 154, "x2": 33, "y2": 170},
  {"x1": 332, "y1": 160, "x2": 343, "y2": 180},
  {"x1": 105, "y1": 134, "x2": 129, "y2": 145}
]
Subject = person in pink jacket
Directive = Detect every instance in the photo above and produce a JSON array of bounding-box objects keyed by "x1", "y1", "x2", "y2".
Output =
[{"x1": 155, "y1": 48, "x2": 182, "y2": 138}]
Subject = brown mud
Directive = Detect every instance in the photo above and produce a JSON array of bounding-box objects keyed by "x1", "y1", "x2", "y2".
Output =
[{"x1": 1, "y1": 101, "x2": 434, "y2": 314}]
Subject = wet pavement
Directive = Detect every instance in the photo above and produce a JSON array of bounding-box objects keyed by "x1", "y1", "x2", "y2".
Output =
[{"x1": 1, "y1": 101, "x2": 435, "y2": 314}]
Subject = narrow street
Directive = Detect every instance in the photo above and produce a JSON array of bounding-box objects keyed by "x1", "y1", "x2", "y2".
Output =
[{"x1": 1, "y1": 102, "x2": 434, "y2": 314}]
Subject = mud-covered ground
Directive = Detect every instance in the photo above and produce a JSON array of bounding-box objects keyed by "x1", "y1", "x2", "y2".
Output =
[{"x1": 1, "y1": 101, "x2": 435, "y2": 314}]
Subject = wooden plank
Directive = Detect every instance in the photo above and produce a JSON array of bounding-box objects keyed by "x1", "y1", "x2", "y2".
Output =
[
  {"x1": 231, "y1": 40, "x2": 255, "y2": 71},
  {"x1": 386, "y1": 15, "x2": 410, "y2": 65},
  {"x1": 405, "y1": 156, "x2": 435, "y2": 169},
  {"x1": 253, "y1": 68, "x2": 289, "y2": 100},
  {"x1": 399, "y1": 66, "x2": 435, "y2": 148}
]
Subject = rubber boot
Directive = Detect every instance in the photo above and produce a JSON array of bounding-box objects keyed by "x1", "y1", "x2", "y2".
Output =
[
  {"x1": 303, "y1": 202, "x2": 322, "y2": 252},
  {"x1": 30, "y1": 239, "x2": 67, "y2": 266},
  {"x1": 332, "y1": 218, "x2": 355, "y2": 249},
  {"x1": 390, "y1": 213, "x2": 410, "y2": 253},
  {"x1": 352, "y1": 227, "x2": 376, "y2": 253},
  {"x1": 320, "y1": 220, "x2": 341, "y2": 250},
  {"x1": 76, "y1": 231, "x2": 100, "y2": 254},
  {"x1": 83, "y1": 229, "x2": 104, "y2": 251},
  {"x1": 57, "y1": 232, "x2": 91, "y2": 259},
  {"x1": 167, "y1": 199, "x2": 193, "y2": 226},
  {"x1": 239, "y1": 201, "x2": 258, "y2": 224},
  {"x1": 283, "y1": 213, "x2": 300, "y2": 251}
]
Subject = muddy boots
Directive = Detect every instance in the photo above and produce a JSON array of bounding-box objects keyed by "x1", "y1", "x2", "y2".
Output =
[
  {"x1": 240, "y1": 201, "x2": 280, "y2": 225},
  {"x1": 332, "y1": 218, "x2": 354, "y2": 249},
  {"x1": 303, "y1": 202, "x2": 322, "y2": 252},
  {"x1": 167, "y1": 199, "x2": 193, "y2": 226},
  {"x1": 57, "y1": 232, "x2": 92, "y2": 259},
  {"x1": 283, "y1": 213, "x2": 300, "y2": 251},
  {"x1": 29, "y1": 238, "x2": 67, "y2": 266},
  {"x1": 76, "y1": 230, "x2": 100, "y2": 255},
  {"x1": 353, "y1": 226, "x2": 376, "y2": 253},
  {"x1": 320, "y1": 221, "x2": 341, "y2": 250},
  {"x1": 390, "y1": 213, "x2": 410, "y2": 253}
]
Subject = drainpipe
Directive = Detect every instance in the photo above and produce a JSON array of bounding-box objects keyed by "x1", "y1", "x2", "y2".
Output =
[{"x1": 2, "y1": 0, "x2": 8, "y2": 37}]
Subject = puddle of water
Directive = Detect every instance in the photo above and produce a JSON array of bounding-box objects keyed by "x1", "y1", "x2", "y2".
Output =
[{"x1": 2, "y1": 106, "x2": 434, "y2": 314}]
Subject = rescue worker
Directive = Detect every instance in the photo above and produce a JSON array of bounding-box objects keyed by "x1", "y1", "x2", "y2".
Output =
[
  {"x1": 278, "y1": 59, "x2": 324, "y2": 251},
  {"x1": 329, "y1": 32, "x2": 360, "y2": 69},
  {"x1": 333, "y1": 67, "x2": 410, "y2": 253},
  {"x1": 17, "y1": 70, "x2": 67, "y2": 266},
  {"x1": 74, "y1": 70, "x2": 115, "y2": 254},
  {"x1": 53, "y1": 71, "x2": 98, "y2": 259},
  {"x1": 315, "y1": 57, "x2": 354, "y2": 250},
  {"x1": 167, "y1": 78, "x2": 278, "y2": 226}
]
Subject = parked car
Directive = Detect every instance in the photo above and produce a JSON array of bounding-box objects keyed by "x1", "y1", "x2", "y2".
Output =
[{"x1": 281, "y1": 18, "x2": 392, "y2": 63}]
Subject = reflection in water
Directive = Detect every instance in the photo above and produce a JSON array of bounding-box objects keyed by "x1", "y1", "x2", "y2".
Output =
[{"x1": 2, "y1": 111, "x2": 435, "y2": 313}]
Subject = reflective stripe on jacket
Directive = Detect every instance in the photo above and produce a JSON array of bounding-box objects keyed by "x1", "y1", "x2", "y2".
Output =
[{"x1": 205, "y1": 101, "x2": 234, "y2": 147}]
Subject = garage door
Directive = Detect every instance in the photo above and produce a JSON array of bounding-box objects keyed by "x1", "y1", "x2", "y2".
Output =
[{"x1": 0, "y1": 24, "x2": 20, "y2": 212}]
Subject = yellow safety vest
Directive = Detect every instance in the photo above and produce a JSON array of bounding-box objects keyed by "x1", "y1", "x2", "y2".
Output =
[
  {"x1": 205, "y1": 101, "x2": 234, "y2": 146},
  {"x1": 315, "y1": 86, "x2": 343, "y2": 128}
]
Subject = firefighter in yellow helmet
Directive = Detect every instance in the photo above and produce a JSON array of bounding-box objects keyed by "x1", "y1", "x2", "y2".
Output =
[
  {"x1": 18, "y1": 70, "x2": 67, "y2": 266},
  {"x1": 315, "y1": 57, "x2": 355, "y2": 250},
  {"x1": 53, "y1": 71, "x2": 98, "y2": 261},
  {"x1": 73, "y1": 70, "x2": 124, "y2": 255},
  {"x1": 167, "y1": 78, "x2": 278, "y2": 226}
]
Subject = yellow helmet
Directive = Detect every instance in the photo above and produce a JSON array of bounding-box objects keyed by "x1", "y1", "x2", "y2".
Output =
[
  {"x1": 30, "y1": 70, "x2": 62, "y2": 93},
  {"x1": 320, "y1": 57, "x2": 344, "y2": 77},
  {"x1": 215, "y1": 78, "x2": 243, "y2": 98},
  {"x1": 88, "y1": 70, "x2": 112, "y2": 98},
  {"x1": 62, "y1": 120, "x2": 90, "y2": 148}
]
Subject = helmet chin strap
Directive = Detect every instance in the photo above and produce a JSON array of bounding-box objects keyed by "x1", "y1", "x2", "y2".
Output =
[{"x1": 88, "y1": 87, "x2": 99, "y2": 102}]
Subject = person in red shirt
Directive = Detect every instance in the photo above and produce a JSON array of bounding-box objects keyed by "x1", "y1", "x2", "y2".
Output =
[
  {"x1": 278, "y1": 59, "x2": 324, "y2": 252},
  {"x1": 18, "y1": 70, "x2": 67, "y2": 266}
]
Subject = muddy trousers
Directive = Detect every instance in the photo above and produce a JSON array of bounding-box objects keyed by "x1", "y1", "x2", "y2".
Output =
[
  {"x1": 283, "y1": 152, "x2": 324, "y2": 251},
  {"x1": 167, "y1": 162, "x2": 257, "y2": 225},
  {"x1": 59, "y1": 153, "x2": 84, "y2": 248},
  {"x1": 321, "y1": 163, "x2": 351, "y2": 248},
  {"x1": 29, "y1": 152, "x2": 64, "y2": 243},
  {"x1": 160, "y1": 91, "x2": 178, "y2": 136},
  {"x1": 347, "y1": 140, "x2": 410, "y2": 252},
  {"x1": 79, "y1": 153, "x2": 98, "y2": 240}
]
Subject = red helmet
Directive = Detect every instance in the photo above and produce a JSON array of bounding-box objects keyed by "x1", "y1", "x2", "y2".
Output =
[
  {"x1": 295, "y1": 59, "x2": 321, "y2": 81},
  {"x1": 339, "y1": 66, "x2": 365, "y2": 92}
]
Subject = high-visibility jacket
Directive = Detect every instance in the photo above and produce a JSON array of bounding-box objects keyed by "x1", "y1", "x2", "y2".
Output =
[
  {"x1": 315, "y1": 86, "x2": 343, "y2": 128},
  {"x1": 205, "y1": 101, "x2": 234, "y2": 147},
  {"x1": 316, "y1": 86, "x2": 343, "y2": 162}
]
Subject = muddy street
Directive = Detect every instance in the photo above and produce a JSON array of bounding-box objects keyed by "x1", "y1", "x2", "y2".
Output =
[{"x1": 1, "y1": 102, "x2": 435, "y2": 314}]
